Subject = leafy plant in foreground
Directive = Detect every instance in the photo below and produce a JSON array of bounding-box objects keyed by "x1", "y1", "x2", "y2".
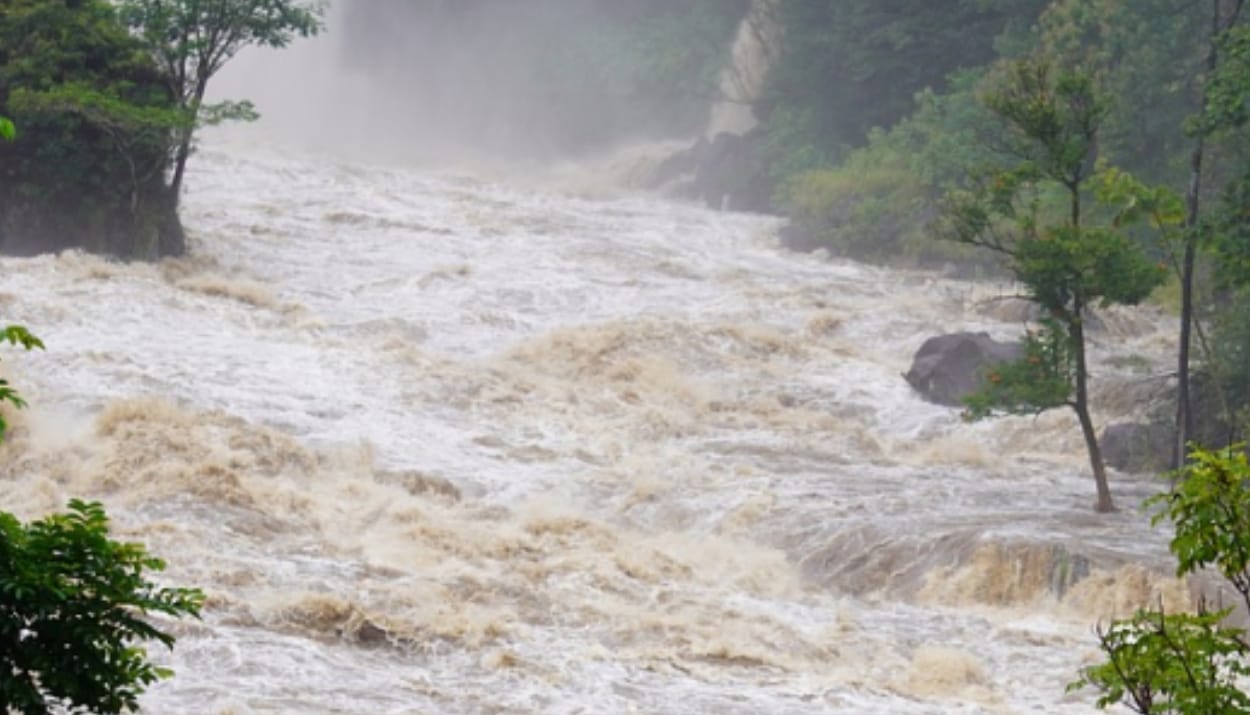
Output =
[
  {"x1": 0, "y1": 501, "x2": 204, "y2": 714},
  {"x1": 1072, "y1": 446, "x2": 1250, "y2": 712},
  {"x1": 1, "y1": 282, "x2": 202, "y2": 712}
]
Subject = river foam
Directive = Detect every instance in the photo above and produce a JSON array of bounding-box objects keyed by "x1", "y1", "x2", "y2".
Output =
[{"x1": 0, "y1": 141, "x2": 1187, "y2": 713}]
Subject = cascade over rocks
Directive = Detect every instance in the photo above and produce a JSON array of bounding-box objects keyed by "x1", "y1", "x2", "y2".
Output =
[
  {"x1": 904, "y1": 332, "x2": 1022, "y2": 407},
  {"x1": 646, "y1": 131, "x2": 773, "y2": 214}
]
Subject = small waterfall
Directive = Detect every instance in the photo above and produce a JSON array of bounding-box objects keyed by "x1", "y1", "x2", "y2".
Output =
[{"x1": 707, "y1": 0, "x2": 783, "y2": 137}]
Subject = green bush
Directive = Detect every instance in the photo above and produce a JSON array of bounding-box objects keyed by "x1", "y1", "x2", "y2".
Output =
[
  {"x1": 0, "y1": 501, "x2": 204, "y2": 714},
  {"x1": 0, "y1": 0, "x2": 183, "y2": 258},
  {"x1": 2, "y1": 315, "x2": 201, "y2": 714},
  {"x1": 1072, "y1": 447, "x2": 1250, "y2": 712},
  {"x1": 0, "y1": 324, "x2": 42, "y2": 438},
  {"x1": 780, "y1": 161, "x2": 928, "y2": 259}
]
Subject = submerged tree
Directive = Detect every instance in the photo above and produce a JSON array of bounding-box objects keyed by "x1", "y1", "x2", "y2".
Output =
[
  {"x1": 118, "y1": 0, "x2": 325, "y2": 203},
  {"x1": 1171, "y1": 0, "x2": 1248, "y2": 468},
  {"x1": 943, "y1": 60, "x2": 1167, "y2": 512}
]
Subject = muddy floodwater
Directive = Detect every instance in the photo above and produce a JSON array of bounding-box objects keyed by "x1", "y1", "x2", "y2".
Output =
[{"x1": 0, "y1": 142, "x2": 1189, "y2": 713}]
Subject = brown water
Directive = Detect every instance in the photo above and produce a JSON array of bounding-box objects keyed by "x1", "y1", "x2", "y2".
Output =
[{"x1": 0, "y1": 142, "x2": 1187, "y2": 713}]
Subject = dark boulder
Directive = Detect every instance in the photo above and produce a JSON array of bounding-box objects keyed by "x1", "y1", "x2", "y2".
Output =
[
  {"x1": 688, "y1": 130, "x2": 772, "y2": 213},
  {"x1": 648, "y1": 136, "x2": 706, "y2": 189},
  {"x1": 905, "y1": 332, "x2": 1023, "y2": 407},
  {"x1": 648, "y1": 131, "x2": 773, "y2": 214},
  {"x1": 1101, "y1": 422, "x2": 1174, "y2": 474},
  {"x1": 778, "y1": 222, "x2": 827, "y2": 253}
]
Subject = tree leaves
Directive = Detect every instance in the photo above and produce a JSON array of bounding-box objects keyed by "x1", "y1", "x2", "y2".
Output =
[
  {"x1": 1148, "y1": 447, "x2": 1250, "y2": 611},
  {"x1": 1071, "y1": 606, "x2": 1250, "y2": 714},
  {"x1": 1073, "y1": 447, "x2": 1250, "y2": 713},
  {"x1": 962, "y1": 319, "x2": 1073, "y2": 420},
  {"x1": 944, "y1": 60, "x2": 1167, "y2": 420},
  {"x1": 116, "y1": 0, "x2": 325, "y2": 198},
  {"x1": 0, "y1": 325, "x2": 43, "y2": 442},
  {"x1": 0, "y1": 501, "x2": 204, "y2": 714}
]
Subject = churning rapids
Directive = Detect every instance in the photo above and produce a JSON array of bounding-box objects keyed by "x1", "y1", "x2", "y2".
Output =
[{"x1": 0, "y1": 140, "x2": 1195, "y2": 713}]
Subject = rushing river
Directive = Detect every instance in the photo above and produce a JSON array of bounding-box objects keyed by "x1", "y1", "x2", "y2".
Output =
[{"x1": 0, "y1": 140, "x2": 1192, "y2": 713}]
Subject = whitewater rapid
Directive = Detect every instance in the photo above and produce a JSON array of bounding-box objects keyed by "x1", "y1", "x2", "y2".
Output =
[{"x1": 0, "y1": 142, "x2": 1189, "y2": 713}]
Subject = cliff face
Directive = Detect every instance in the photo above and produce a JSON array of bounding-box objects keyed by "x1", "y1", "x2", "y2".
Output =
[{"x1": 707, "y1": 0, "x2": 783, "y2": 138}]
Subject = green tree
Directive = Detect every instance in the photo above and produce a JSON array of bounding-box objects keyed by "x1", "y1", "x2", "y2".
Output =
[
  {"x1": 1071, "y1": 446, "x2": 1250, "y2": 712},
  {"x1": 118, "y1": 0, "x2": 325, "y2": 202},
  {"x1": 943, "y1": 60, "x2": 1168, "y2": 512},
  {"x1": 0, "y1": 0, "x2": 185, "y2": 258},
  {"x1": 1073, "y1": 607, "x2": 1250, "y2": 713},
  {"x1": 1171, "y1": 0, "x2": 1247, "y2": 468},
  {"x1": 1195, "y1": 15, "x2": 1250, "y2": 448},
  {"x1": 10, "y1": 84, "x2": 186, "y2": 218}
]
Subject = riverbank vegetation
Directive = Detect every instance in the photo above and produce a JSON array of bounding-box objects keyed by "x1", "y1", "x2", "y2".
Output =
[
  {"x1": 1072, "y1": 445, "x2": 1250, "y2": 712},
  {"x1": 0, "y1": 0, "x2": 322, "y2": 259},
  {"x1": 737, "y1": 3, "x2": 1250, "y2": 704},
  {"x1": 743, "y1": 0, "x2": 1250, "y2": 464}
]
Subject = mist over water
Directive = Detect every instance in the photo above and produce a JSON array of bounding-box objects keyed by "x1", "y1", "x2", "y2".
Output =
[
  {"x1": 0, "y1": 3, "x2": 1202, "y2": 713},
  {"x1": 210, "y1": 0, "x2": 740, "y2": 167}
]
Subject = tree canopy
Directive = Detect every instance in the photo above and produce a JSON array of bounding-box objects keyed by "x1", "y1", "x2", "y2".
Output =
[
  {"x1": 0, "y1": 0, "x2": 184, "y2": 257},
  {"x1": 117, "y1": 0, "x2": 325, "y2": 200},
  {"x1": 942, "y1": 60, "x2": 1168, "y2": 511}
]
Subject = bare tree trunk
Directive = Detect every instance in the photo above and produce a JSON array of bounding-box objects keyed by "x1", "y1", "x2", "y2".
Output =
[
  {"x1": 170, "y1": 130, "x2": 193, "y2": 205},
  {"x1": 1077, "y1": 400, "x2": 1114, "y2": 513},
  {"x1": 1175, "y1": 166, "x2": 1200, "y2": 469},
  {"x1": 169, "y1": 76, "x2": 210, "y2": 207},
  {"x1": 1072, "y1": 315, "x2": 1114, "y2": 512},
  {"x1": 1176, "y1": 0, "x2": 1247, "y2": 468}
]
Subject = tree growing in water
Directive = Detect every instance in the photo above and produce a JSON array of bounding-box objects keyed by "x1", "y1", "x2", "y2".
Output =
[{"x1": 942, "y1": 59, "x2": 1168, "y2": 512}]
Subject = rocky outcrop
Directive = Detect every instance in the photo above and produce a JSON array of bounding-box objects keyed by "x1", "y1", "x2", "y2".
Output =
[
  {"x1": 1101, "y1": 422, "x2": 1174, "y2": 474},
  {"x1": 904, "y1": 332, "x2": 1022, "y2": 407},
  {"x1": 646, "y1": 130, "x2": 773, "y2": 214},
  {"x1": 1099, "y1": 372, "x2": 1242, "y2": 474},
  {"x1": 689, "y1": 130, "x2": 771, "y2": 213},
  {"x1": 0, "y1": 194, "x2": 184, "y2": 260}
]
